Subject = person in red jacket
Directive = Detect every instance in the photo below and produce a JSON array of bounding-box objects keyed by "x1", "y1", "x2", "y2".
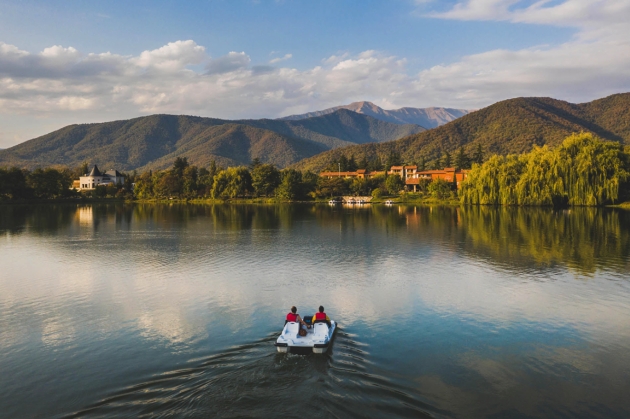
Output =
[
  {"x1": 312, "y1": 305, "x2": 331, "y2": 327},
  {"x1": 286, "y1": 306, "x2": 307, "y2": 327}
]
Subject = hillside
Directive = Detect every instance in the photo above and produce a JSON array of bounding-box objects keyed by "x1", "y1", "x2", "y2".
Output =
[
  {"x1": 0, "y1": 111, "x2": 423, "y2": 171},
  {"x1": 293, "y1": 93, "x2": 630, "y2": 172},
  {"x1": 280, "y1": 101, "x2": 469, "y2": 128},
  {"x1": 240, "y1": 109, "x2": 423, "y2": 149}
]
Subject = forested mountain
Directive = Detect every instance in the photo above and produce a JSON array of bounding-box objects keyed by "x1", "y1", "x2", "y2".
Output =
[
  {"x1": 280, "y1": 101, "x2": 469, "y2": 128},
  {"x1": 0, "y1": 110, "x2": 423, "y2": 171},
  {"x1": 293, "y1": 93, "x2": 630, "y2": 172}
]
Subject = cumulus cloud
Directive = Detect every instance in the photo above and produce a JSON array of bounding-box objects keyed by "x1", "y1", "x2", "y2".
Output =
[{"x1": 131, "y1": 40, "x2": 206, "y2": 71}]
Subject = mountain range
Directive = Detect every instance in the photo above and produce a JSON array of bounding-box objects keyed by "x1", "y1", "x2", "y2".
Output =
[
  {"x1": 2, "y1": 93, "x2": 628, "y2": 174},
  {"x1": 0, "y1": 110, "x2": 424, "y2": 171},
  {"x1": 279, "y1": 101, "x2": 469, "y2": 128},
  {"x1": 293, "y1": 93, "x2": 630, "y2": 172}
]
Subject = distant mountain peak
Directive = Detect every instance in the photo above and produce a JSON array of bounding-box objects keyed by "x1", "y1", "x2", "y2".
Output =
[{"x1": 279, "y1": 102, "x2": 470, "y2": 128}]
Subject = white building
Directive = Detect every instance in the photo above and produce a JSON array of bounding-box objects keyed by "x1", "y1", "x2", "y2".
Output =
[{"x1": 74, "y1": 165, "x2": 125, "y2": 190}]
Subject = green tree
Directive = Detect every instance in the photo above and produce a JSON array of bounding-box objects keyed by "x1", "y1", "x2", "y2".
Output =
[
  {"x1": 275, "y1": 169, "x2": 303, "y2": 201},
  {"x1": 460, "y1": 133, "x2": 629, "y2": 206},
  {"x1": 455, "y1": 147, "x2": 470, "y2": 170},
  {"x1": 432, "y1": 151, "x2": 443, "y2": 170},
  {"x1": 0, "y1": 167, "x2": 29, "y2": 199},
  {"x1": 418, "y1": 156, "x2": 426, "y2": 171},
  {"x1": 473, "y1": 144, "x2": 484, "y2": 166},
  {"x1": 155, "y1": 171, "x2": 181, "y2": 198},
  {"x1": 27, "y1": 168, "x2": 72, "y2": 199},
  {"x1": 133, "y1": 170, "x2": 155, "y2": 199},
  {"x1": 338, "y1": 155, "x2": 349, "y2": 171},
  {"x1": 249, "y1": 157, "x2": 262, "y2": 170},
  {"x1": 385, "y1": 151, "x2": 402, "y2": 170},
  {"x1": 316, "y1": 177, "x2": 349, "y2": 198},
  {"x1": 251, "y1": 163, "x2": 281, "y2": 197},
  {"x1": 211, "y1": 166, "x2": 252, "y2": 199},
  {"x1": 367, "y1": 157, "x2": 383, "y2": 172},
  {"x1": 428, "y1": 178, "x2": 453, "y2": 199},
  {"x1": 94, "y1": 184, "x2": 108, "y2": 198},
  {"x1": 301, "y1": 171, "x2": 319, "y2": 197},
  {"x1": 350, "y1": 177, "x2": 369, "y2": 196},
  {"x1": 385, "y1": 175, "x2": 404, "y2": 195},
  {"x1": 172, "y1": 157, "x2": 189, "y2": 178},
  {"x1": 444, "y1": 151, "x2": 452, "y2": 168},
  {"x1": 182, "y1": 166, "x2": 199, "y2": 197},
  {"x1": 347, "y1": 155, "x2": 358, "y2": 172}
]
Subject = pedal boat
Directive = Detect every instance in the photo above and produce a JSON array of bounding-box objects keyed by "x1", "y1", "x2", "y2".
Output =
[{"x1": 275, "y1": 318, "x2": 337, "y2": 354}]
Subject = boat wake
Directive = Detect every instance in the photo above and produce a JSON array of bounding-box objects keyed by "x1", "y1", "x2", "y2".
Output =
[{"x1": 63, "y1": 329, "x2": 445, "y2": 418}]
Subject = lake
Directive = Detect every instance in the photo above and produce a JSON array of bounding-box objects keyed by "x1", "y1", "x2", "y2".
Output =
[{"x1": 1, "y1": 203, "x2": 629, "y2": 418}]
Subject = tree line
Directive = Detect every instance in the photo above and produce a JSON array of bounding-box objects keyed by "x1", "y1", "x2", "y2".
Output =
[
  {"x1": 460, "y1": 133, "x2": 630, "y2": 206},
  {"x1": 0, "y1": 167, "x2": 75, "y2": 200},
  {"x1": 0, "y1": 163, "x2": 135, "y2": 200},
  {"x1": 133, "y1": 157, "x2": 418, "y2": 200},
  {"x1": 3, "y1": 133, "x2": 628, "y2": 206}
]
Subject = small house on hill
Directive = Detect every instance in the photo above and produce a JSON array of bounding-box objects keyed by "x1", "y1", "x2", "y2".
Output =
[{"x1": 74, "y1": 165, "x2": 124, "y2": 191}]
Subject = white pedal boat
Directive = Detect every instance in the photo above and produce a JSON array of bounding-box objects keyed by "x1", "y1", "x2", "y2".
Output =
[{"x1": 275, "y1": 319, "x2": 337, "y2": 354}]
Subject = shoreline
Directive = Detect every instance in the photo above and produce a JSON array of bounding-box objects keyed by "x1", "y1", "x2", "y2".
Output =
[{"x1": 1, "y1": 197, "x2": 628, "y2": 208}]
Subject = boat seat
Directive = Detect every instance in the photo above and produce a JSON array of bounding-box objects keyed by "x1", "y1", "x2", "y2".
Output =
[
  {"x1": 313, "y1": 322, "x2": 329, "y2": 337},
  {"x1": 284, "y1": 322, "x2": 300, "y2": 335}
]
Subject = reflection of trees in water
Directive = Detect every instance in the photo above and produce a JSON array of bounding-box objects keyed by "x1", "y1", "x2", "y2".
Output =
[
  {"x1": 1, "y1": 204, "x2": 79, "y2": 236},
  {"x1": 130, "y1": 204, "x2": 314, "y2": 232},
  {"x1": 3, "y1": 203, "x2": 629, "y2": 274},
  {"x1": 325, "y1": 205, "x2": 630, "y2": 275},
  {"x1": 313, "y1": 205, "x2": 408, "y2": 234},
  {"x1": 457, "y1": 206, "x2": 630, "y2": 275}
]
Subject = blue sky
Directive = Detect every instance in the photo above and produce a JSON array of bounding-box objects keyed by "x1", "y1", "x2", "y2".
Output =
[{"x1": 0, "y1": 0, "x2": 629, "y2": 147}]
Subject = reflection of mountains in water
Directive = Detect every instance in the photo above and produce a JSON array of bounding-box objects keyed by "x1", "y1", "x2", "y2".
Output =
[
  {"x1": 67, "y1": 329, "x2": 436, "y2": 419},
  {"x1": 2, "y1": 204, "x2": 629, "y2": 275}
]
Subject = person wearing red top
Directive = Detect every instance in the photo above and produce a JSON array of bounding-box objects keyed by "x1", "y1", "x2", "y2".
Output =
[
  {"x1": 312, "y1": 305, "x2": 331, "y2": 327},
  {"x1": 286, "y1": 306, "x2": 307, "y2": 327}
]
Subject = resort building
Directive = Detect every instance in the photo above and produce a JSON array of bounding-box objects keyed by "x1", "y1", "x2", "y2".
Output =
[
  {"x1": 404, "y1": 168, "x2": 470, "y2": 191},
  {"x1": 73, "y1": 165, "x2": 125, "y2": 191},
  {"x1": 319, "y1": 165, "x2": 469, "y2": 192},
  {"x1": 387, "y1": 165, "x2": 418, "y2": 181}
]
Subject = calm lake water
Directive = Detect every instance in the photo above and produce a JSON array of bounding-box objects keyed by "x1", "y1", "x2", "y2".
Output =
[{"x1": 1, "y1": 203, "x2": 630, "y2": 418}]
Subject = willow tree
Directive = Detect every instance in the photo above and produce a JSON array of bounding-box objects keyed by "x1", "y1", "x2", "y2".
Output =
[
  {"x1": 556, "y1": 133, "x2": 628, "y2": 205},
  {"x1": 514, "y1": 145, "x2": 564, "y2": 206},
  {"x1": 459, "y1": 154, "x2": 525, "y2": 205},
  {"x1": 460, "y1": 133, "x2": 629, "y2": 206}
]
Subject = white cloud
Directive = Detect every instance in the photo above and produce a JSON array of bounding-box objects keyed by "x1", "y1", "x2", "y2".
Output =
[
  {"x1": 131, "y1": 40, "x2": 206, "y2": 71},
  {"x1": 427, "y1": 0, "x2": 630, "y2": 36},
  {"x1": 269, "y1": 53, "x2": 292, "y2": 64}
]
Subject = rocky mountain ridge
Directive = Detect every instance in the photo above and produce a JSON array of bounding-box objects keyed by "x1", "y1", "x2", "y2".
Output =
[{"x1": 280, "y1": 101, "x2": 470, "y2": 128}]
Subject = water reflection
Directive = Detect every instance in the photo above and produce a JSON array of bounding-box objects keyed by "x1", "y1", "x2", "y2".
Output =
[
  {"x1": 1, "y1": 203, "x2": 630, "y2": 418},
  {"x1": 2, "y1": 203, "x2": 628, "y2": 277},
  {"x1": 457, "y1": 206, "x2": 630, "y2": 275}
]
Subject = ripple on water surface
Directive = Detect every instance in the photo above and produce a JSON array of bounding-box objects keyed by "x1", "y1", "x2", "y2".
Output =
[{"x1": 64, "y1": 329, "x2": 441, "y2": 419}]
